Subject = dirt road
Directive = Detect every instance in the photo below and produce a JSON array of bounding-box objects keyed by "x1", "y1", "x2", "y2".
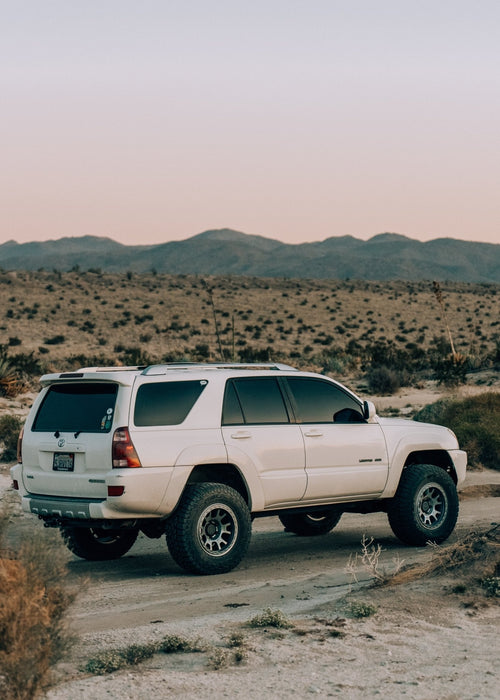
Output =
[{"x1": 1, "y1": 470, "x2": 499, "y2": 699}]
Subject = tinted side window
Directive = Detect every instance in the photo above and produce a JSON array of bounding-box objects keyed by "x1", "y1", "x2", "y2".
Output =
[
  {"x1": 33, "y1": 383, "x2": 118, "y2": 433},
  {"x1": 134, "y1": 380, "x2": 206, "y2": 426},
  {"x1": 223, "y1": 378, "x2": 289, "y2": 425},
  {"x1": 287, "y1": 378, "x2": 363, "y2": 423},
  {"x1": 222, "y1": 381, "x2": 244, "y2": 425}
]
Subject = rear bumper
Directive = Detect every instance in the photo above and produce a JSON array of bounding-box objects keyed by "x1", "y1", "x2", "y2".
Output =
[
  {"x1": 20, "y1": 493, "x2": 164, "y2": 521},
  {"x1": 12, "y1": 463, "x2": 179, "y2": 520}
]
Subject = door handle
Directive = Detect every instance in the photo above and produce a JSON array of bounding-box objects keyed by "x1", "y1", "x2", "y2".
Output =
[
  {"x1": 304, "y1": 430, "x2": 323, "y2": 437},
  {"x1": 230, "y1": 431, "x2": 251, "y2": 439}
]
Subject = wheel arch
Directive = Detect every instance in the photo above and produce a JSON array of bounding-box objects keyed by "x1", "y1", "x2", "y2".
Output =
[
  {"x1": 403, "y1": 450, "x2": 458, "y2": 484},
  {"x1": 186, "y1": 463, "x2": 252, "y2": 508}
]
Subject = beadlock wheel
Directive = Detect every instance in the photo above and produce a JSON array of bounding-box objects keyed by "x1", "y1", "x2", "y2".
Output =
[
  {"x1": 415, "y1": 482, "x2": 448, "y2": 529},
  {"x1": 197, "y1": 503, "x2": 238, "y2": 557}
]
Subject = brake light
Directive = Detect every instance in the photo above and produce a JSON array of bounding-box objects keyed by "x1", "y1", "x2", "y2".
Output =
[
  {"x1": 112, "y1": 427, "x2": 142, "y2": 468},
  {"x1": 17, "y1": 427, "x2": 24, "y2": 464}
]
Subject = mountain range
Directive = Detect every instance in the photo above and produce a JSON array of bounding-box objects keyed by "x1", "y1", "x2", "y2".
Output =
[{"x1": 1, "y1": 229, "x2": 499, "y2": 283}]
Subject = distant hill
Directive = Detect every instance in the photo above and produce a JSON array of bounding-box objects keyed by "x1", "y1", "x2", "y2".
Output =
[{"x1": 1, "y1": 229, "x2": 499, "y2": 282}]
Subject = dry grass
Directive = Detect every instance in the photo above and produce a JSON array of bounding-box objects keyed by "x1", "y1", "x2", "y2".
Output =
[
  {"x1": 0, "y1": 505, "x2": 76, "y2": 700},
  {"x1": 386, "y1": 524, "x2": 500, "y2": 590}
]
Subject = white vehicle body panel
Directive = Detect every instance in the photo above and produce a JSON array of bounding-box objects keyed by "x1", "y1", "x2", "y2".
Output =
[{"x1": 11, "y1": 364, "x2": 467, "y2": 525}]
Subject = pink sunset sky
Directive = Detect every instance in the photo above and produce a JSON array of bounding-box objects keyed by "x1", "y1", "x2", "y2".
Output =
[{"x1": 2, "y1": 1, "x2": 499, "y2": 247}]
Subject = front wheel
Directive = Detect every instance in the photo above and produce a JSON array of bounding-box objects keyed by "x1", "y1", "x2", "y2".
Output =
[
  {"x1": 388, "y1": 464, "x2": 459, "y2": 546},
  {"x1": 166, "y1": 483, "x2": 252, "y2": 575},
  {"x1": 61, "y1": 526, "x2": 138, "y2": 560},
  {"x1": 279, "y1": 510, "x2": 342, "y2": 536}
]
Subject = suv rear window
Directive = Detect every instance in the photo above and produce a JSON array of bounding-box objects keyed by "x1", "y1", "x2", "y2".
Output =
[
  {"x1": 33, "y1": 383, "x2": 118, "y2": 433},
  {"x1": 134, "y1": 380, "x2": 206, "y2": 426}
]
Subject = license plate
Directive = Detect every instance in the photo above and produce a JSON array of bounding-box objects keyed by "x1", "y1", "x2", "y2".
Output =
[{"x1": 53, "y1": 453, "x2": 75, "y2": 472}]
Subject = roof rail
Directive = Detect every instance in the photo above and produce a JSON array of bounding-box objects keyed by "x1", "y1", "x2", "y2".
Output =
[
  {"x1": 76, "y1": 366, "x2": 147, "y2": 373},
  {"x1": 141, "y1": 362, "x2": 297, "y2": 375}
]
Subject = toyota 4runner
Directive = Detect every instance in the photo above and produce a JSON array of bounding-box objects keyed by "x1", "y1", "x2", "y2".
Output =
[{"x1": 11, "y1": 362, "x2": 467, "y2": 575}]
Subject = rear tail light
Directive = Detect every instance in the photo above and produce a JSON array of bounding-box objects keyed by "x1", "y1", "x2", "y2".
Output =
[
  {"x1": 108, "y1": 485, "x2": 125, "y2": 497},
  {"x1": 112, "y1": 427, "x2": 142, "y2": 468},
  {"x1": 17, "y1": 427, "x2": 24, "y2": 464}
]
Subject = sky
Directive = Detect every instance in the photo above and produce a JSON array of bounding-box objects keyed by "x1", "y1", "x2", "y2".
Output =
[{"x1": 2, "y1": 0, "x2": 499, "y2": 247}]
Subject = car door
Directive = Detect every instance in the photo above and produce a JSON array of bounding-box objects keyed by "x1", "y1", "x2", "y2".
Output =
[
  {"x1": 221, "y1": 376, "x2": 307, "y2": 507},
  {"x1": 285, "y1": 377, "x2": 389, "y2": 500}
]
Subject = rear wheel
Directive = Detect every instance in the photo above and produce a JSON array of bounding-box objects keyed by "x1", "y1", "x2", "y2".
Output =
[
  {"x1": 61, "y1": 526, "x2": 138, "y2": 560},
  {"x1": 166, "y1": 483, "x2": 251, "y2": 575},
  {"x1": 388, "y1": 464, "x2": 459, "y2": 546},
  {"x1": 279, "y1": 510, "x2": 342, "y2": 536}
]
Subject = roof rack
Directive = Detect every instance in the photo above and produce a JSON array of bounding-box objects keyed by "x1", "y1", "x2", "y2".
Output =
[
  {"x1": 141, "y1": 362, "x2": 297, "y2": 375},
  {"x1": 76, "y1": 366, "x2": 148, "y2": 373}
]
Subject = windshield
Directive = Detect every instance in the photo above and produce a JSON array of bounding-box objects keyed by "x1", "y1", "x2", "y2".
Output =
[{"x1": 33, "y1": 383, "x2": 118, "y2": 433}]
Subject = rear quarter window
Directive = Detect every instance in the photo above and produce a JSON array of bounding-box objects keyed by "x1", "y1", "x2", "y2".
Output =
[
  {"x1": 134, "y1": 380, "x2": 207, "y2": 426},
  {"x1": 33, "y1": 383, "x2": 118, "y2": 433}
]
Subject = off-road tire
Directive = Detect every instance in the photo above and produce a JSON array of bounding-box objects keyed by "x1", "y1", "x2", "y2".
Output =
[
  {"x1": 61, "y1": 526, "x2": 138, "y2": 560},
  {"x1": 279, "y1": 510, "x2": 342, "y2": 536},
  {"x1": 166, "y1": 483, "x2": 251, "y2": 575},
  {"x1": 388, "y1": 464, "x2": 459, "y2": 546}
]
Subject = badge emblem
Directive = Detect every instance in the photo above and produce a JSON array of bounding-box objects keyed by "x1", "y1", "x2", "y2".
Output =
[{"x1": 58, "y1": 438, "x2": 66, "y2": 448}]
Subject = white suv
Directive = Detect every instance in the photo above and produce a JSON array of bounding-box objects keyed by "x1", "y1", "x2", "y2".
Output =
[{"x1": 11, "y1": 363, "x2": 467, "y2": 575}]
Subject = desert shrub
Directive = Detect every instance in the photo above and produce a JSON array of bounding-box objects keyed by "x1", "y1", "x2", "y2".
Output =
[
  {"x1": 43, "y1": 335, "x2": 65, "y2": 345},
  {"x1": 237, "y1": 346, "x2": 273, "y2": 363},
  {"x1": 9, "y1": 352, "x2": 44, "y2": 379},
  {"x1": 64, "y1": 354, "x2": 112, "y2": 370},
  {"x1": 0, "y1": 358, "x2": 18, "y2": 398},
  {"x1": 193, "y1": 343, "x2": 210, "y2": 359},
  {"x1": 86, "y1": 635, "x2": 203, "y2": 675},
  {"x1": 157, "y1": 634, "x2": 203, "y2": 654},
  {"x1": 0, "y1": 415, "x2": 23, "y2": 461},
  {"x1": 366, "y1": 366, "x2": 401, "y2": 395},
  {"x1": 118, "y1": 346, "x2": 153, "y2": 366},
  {"x1": 414, "y1": 393, "x2": 500, "y2": 470},
  {"x1": 432, "y1": 354, "x2": 468, "y2": 386},
  {"x1": 481, "y1": 576, "x2": 500, "y2": 598},
  {"x1": 0, "y1": 508, "x2": 75, "y2": 699},
  {"x1": 247, "y1": 608, "x2": 292, "y2": 629},
  {"x1": 348, "y1": 600, "x2": 378, "y2": 619}
]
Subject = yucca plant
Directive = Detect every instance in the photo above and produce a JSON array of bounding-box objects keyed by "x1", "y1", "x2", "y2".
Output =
[{"x1": 0, "y1": 357, "x2": 18, "y2": 398}]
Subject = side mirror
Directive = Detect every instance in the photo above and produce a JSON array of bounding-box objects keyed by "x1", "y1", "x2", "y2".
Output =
[{"x1": 363, "y1": 400, "x2": 376, "y2": 421}]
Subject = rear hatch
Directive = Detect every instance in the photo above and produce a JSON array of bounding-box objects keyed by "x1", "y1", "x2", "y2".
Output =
[{"x1": 22, "y1": 381, "x2": 122, "y2": 499}]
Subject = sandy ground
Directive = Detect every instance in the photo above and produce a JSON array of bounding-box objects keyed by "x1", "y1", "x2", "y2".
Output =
[
  {"x1": 1, "y1": 466, "x2": 498, "y2": 700},
  {"x1": 1, "y1": 380, "x2": 499, "y2": 699}
]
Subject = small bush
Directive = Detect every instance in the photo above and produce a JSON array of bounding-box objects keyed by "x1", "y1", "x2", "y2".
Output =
[
  {"x1": 481, "y1": 576, "x2": 500, "y2": 598},
  {"x1": 366, "y1": 366, "x2": 400, "y2": 395},
  {"x1": 206, "y1": 647, "x2": 230, "y2": 670},
  {"x1": 0, "y1": 415, "x2": 22, "y2": 461},
  {"x1": 432, "y1": 354, "x2": 468, "y2": 386},
  {"x1": 348, "y1": 600, "x2": 378, "y2": 619},
  {"x1": 414, "y1": 393, "x2": 500, "y2": 470},
  {"x1": 85, "y1": 643, "x2": 156, "y2": 675},
  {"x1": 247, "y1": 608, "x2": 293, "y2": 629},
  {"x1": 158, "y1": 635, "x2": 203, "y2": 654},
  {"x1": 43, "y1": 335, "x2": 66, "y2": 345}
]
